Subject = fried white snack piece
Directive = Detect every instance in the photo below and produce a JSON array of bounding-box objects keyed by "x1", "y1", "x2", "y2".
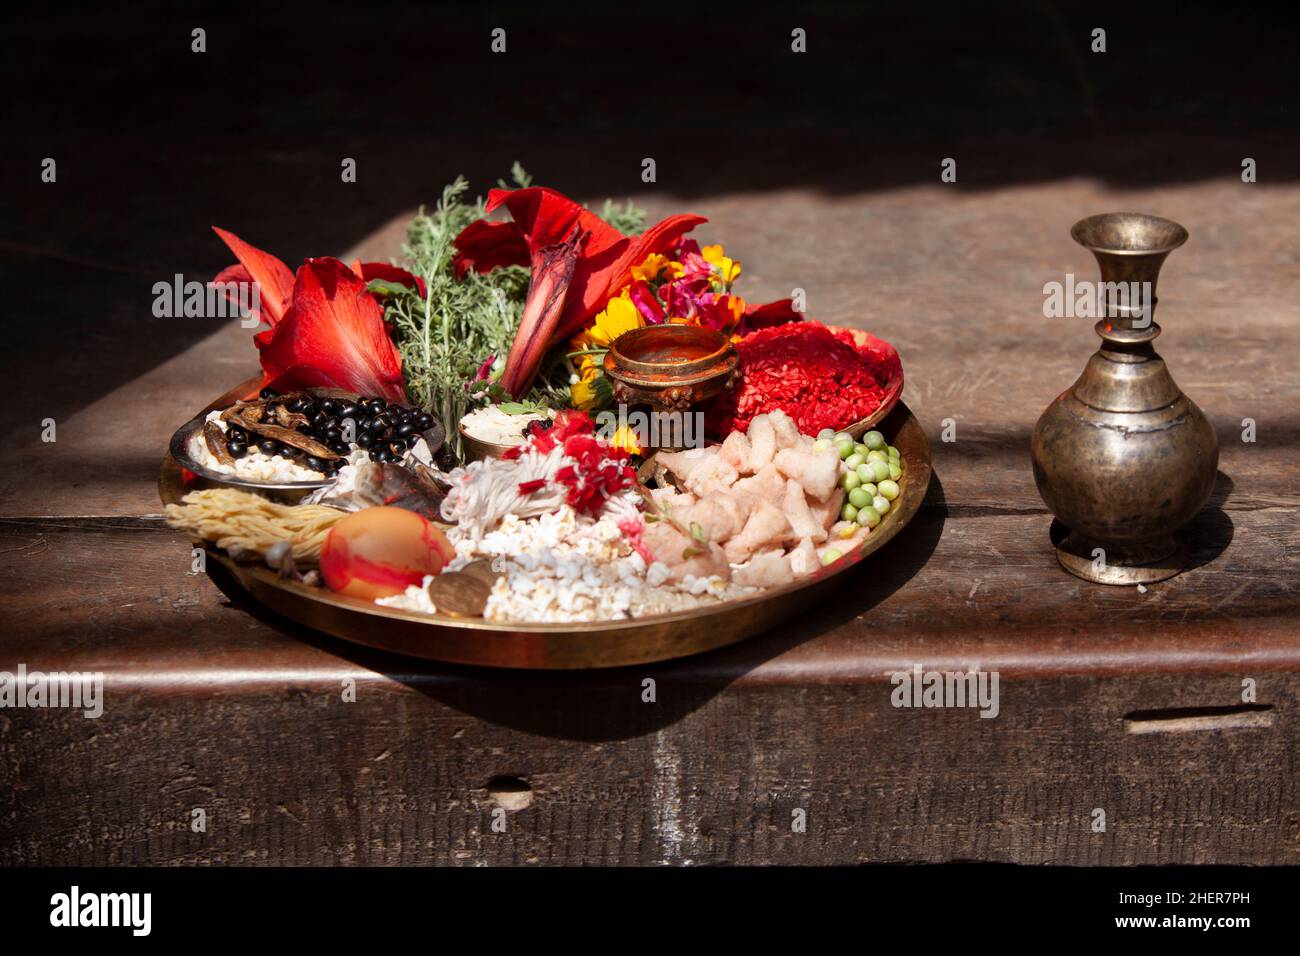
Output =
[
  {"x1": 733, "y1": 463, "x2": 786, "y2": 505},
  {"x1": 774, "y1": 445, "x2": 840, "y2": 501},
  {"x1": 747, "y1": 414, "x2": 777, "y2": 470},
  {"x1": 733, "y1": 548, "x2": 795, "y2": 588},
  {"x1": 808, "y1": 488, "x2": 846, "y2": 532},
  {"x1": 783, "y1": 478, "x2": 827, "y2": 543},
  {"x1": 642, "y1": 519, "x2": 732, "y2": 582},
  {"x1": 657, "y1": 447, "x2": 739, "y2": 494},
  {"x1": 649, "y1": 486, "x2": 696, "y2": 513},
  {"x1": 767, "y1": 409, "x2": 804, "y2": 449},
  {"x1": 719, "y1": 429, "x2": 753, "y2": 475},
  {"x1": 724, "y1": 501, "x2": 791, "y2": 564},
  {"x1": 788, "y1": 537, "x2": 820, "y2": 576},
  {"x1": 678, "y1": 498, "x2": 746, "y2": 544}
]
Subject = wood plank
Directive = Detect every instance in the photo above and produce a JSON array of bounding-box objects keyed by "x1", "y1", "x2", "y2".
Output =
[
  {"x1": 4, "y1": 669, "x2": 1295, "y2": 865},
  {"x1": 2, "y1": 504, "x2": 1295, "y2": 685}
]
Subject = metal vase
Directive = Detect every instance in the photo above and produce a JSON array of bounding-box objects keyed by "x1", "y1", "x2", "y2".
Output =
[{"x1": 1031, "y1": 213, "x2": 1218, "y2": 585}]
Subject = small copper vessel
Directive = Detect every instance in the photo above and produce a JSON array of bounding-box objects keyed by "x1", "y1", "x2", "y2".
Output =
[
  {"x1": 604, "y1": 325, "x2": 738, "y2": 412},
  {"x1": 1031, "y1": 213, "x2": 1218, "y2": 585}
]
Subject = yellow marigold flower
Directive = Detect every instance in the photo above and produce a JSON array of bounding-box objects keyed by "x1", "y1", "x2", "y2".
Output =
[
  {"x1": 702, "y1": 244, "x2": 741, "y2": 287},
  {"x1": 571, "y1": 375, "x2": 598, "y2": 409},
  {"x1": 611, "y1": 424, "x2": 642, "y2": 455},
  {"x1": 631, "y1": 253, "x2": 672, "y2": 284},
  {"x1": 572, "y1": 292, "x2": 644, "y2": 351}
]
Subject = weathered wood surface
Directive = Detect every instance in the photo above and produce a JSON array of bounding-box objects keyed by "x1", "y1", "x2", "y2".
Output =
[{"x1": 2, "y1": 4, "x2": 1298, "y2": 865}]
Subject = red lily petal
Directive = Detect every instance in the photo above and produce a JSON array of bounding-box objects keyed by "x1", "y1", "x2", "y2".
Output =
[
  {"x1": 209, "y1": 264, "x2": 261, "y2": 324},
  {"x1": 480, "y1": 187, "x2": 707, "y2": 340},
  {"x1": 255, "y1": 257, "x2": 406, "y2": 403},
  {"x1": 500, "y1": 229, "x2": 584, "y2": 398},
  {"x1": 211, "y1": 227, "x2": 295, "y2": 327},
  {"x1": 451, "y1": 219, "x2": 530, "y2": 279}
]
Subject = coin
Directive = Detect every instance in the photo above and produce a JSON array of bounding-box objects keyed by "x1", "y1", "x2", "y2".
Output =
[
  {"x1": 458, "y1": 558, "x2": 500, "y2": 587},
  {"x1": 426, "y1": 573, "x2": 491, "y2": 618}
]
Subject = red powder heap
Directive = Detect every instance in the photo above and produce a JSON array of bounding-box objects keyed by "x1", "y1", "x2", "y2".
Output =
[{"x1": 707, "y1": 321, "x2": 901, "y2": 436}]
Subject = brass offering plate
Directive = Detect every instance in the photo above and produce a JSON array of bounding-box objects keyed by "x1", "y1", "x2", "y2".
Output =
[{"x1": 160, "y1": 378, "x2": 931, "y2": 669}]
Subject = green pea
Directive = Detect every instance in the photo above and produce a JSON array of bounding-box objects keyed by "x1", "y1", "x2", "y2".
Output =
[
  {"x1": 856, "y1": 505, "x2": 881, "y2": 528},
  {"x1": 887, "y1": 445, "x2": 901, "y2": 460},
  {"x1": 842, "y1": 471, "x2": 861, "y2": 492},
  {"x1": 873, "y1": 494, "x2": 891, "y2": 515},
  {"x1": 841, "y1": 502, "x2": 859, "y2": 523},
  {"x1": 866, "y1": 449, "x2": 888, "y2": 464},
  {"x1": 856, "y1": 463, "x2": 876, "y2": 483},
  {"x1": 835, "y1": 438, "x2": 856, "y2": 459},
  {"x1": 869, "y1": 460, "x2": 890, "y2": 482},
  {"x1": 860, "y1": 481, "x2": 878, "y2": 497},
  {"x1": 812, "y1": 438, "x2": 833, "y2": 453},
  {"x1": 848, "y1": 487, "x2": 871, "y2": 509},
  {"x1": 864, "y1": 430, "x2": 886, "y2": 451},
  {"x1": 817, "y1": 428, "x2": 836, "y2": 440},
  {"x1": 844, "y1": 453, "x2": 865, "y2": 470},
  {"x1": 833, "y1": 432, "x2": 854, "y2": 445},
  {"x1": 888, "y1": 462, "x2": 902, "y2": 481},
  {"x1": 877, "y1": 479, "x2": 900, "y2": 500},
  {"x1": 821, "y1": 548, "x2": 843, "y2": 565},
  {"x1": 854, "y1": 443, "x2": 869, "y2": 457}
]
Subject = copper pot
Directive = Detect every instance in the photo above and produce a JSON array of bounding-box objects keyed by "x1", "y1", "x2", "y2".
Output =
[
  {"x1": 1031, "y1": 213, "x2": 1218, "y2": 585},
  {"x1": 603, "y1": 324, "x2": 738, "y2": 412}
]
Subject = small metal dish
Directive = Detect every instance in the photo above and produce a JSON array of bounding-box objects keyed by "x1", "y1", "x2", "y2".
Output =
[
  {"x1": 457, "y1": 423, "x2": 518, "y2": 464},
  {"x1": 830, "y1": 326, "x2": 905, "y2": 437},
  {"x1": 168, "y1": 383, "x2": 446, "y2": 504}
]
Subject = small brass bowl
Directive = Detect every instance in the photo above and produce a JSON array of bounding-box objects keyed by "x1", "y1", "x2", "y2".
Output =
[
  {"x1": 604, "y1": 325, "x2": 738, "y2": 411},
  {"x1": 457, "y1": 423, "x2": 518, "y2": 464}
]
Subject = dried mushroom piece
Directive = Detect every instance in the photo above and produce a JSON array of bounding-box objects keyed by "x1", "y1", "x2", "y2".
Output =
[
  {"x1": 273, "y1": 404, "x2": 309, "y2": 429},
  {"x1": 226, "y1": 412, "x2": 340, "y2": 459},
  {"x1": 203, "y1": 420, "x2": 235, "y2": 466}
]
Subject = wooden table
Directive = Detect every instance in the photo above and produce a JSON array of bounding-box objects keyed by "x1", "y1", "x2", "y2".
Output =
[
  {"x1": 4, "y1": 2, "x2": 1299, "y2": 865},
  {"x1": 4, "y1": 172, "x2": 1296, "y2": 866}
]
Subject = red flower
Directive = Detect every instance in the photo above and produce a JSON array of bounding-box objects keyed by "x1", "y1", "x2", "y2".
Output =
[
  {"x1": 453, "y1": 188, "x2": 706, "y2": 397},
  {"x1": 211, "y1": 228, "x2": 421, "y2": 401},
  {"x1": 256, "y1": 258, "x2": 407, "y2": 402}
]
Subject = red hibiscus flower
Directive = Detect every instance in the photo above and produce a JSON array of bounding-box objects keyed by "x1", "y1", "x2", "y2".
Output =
[{"x1": 211, "y1": 228, "x2": 422, "y2": 402}]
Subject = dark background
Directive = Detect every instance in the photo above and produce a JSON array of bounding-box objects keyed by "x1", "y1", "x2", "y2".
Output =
[{"x1": 2, "y1": 0, "x2": 1296, "y2": 437}]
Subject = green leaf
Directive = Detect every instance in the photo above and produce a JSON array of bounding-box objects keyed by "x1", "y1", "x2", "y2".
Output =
[{"x1": 366, "y1": 279, "x2": 411, "y2": 298}]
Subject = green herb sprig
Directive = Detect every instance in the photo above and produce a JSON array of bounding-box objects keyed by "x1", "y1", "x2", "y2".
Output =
[{"x1": 384, "y1": 165, "x2": 646, "y2": 453}]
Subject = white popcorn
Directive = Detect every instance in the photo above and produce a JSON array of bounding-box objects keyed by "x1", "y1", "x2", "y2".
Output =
[{"x1": 381, "y1": 504, "x2": 756, "y2": 623}]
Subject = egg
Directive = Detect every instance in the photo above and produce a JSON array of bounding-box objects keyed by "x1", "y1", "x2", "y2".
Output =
[{"x1": 320, "y1": 507, "x2": 455, "y2": 600}]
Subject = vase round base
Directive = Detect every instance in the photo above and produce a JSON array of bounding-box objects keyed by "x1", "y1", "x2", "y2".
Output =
[{"x1": 1055, "y1": 532, "x2": 1185, "y2": 586}]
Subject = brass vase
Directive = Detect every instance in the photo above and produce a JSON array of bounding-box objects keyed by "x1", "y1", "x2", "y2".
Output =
[{"x1": 1031, "y1": 213, "x2": 1218, "y2": 585}]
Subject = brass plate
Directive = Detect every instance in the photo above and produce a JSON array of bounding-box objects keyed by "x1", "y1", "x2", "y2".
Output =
[{"x1": 160, "y1": 379, "x2": 931, "y2": 669}]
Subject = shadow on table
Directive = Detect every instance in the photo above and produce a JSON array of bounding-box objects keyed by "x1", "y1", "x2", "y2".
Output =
[{"x1": 209, "y1": 469, "x2": 947, "y2": 742}]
